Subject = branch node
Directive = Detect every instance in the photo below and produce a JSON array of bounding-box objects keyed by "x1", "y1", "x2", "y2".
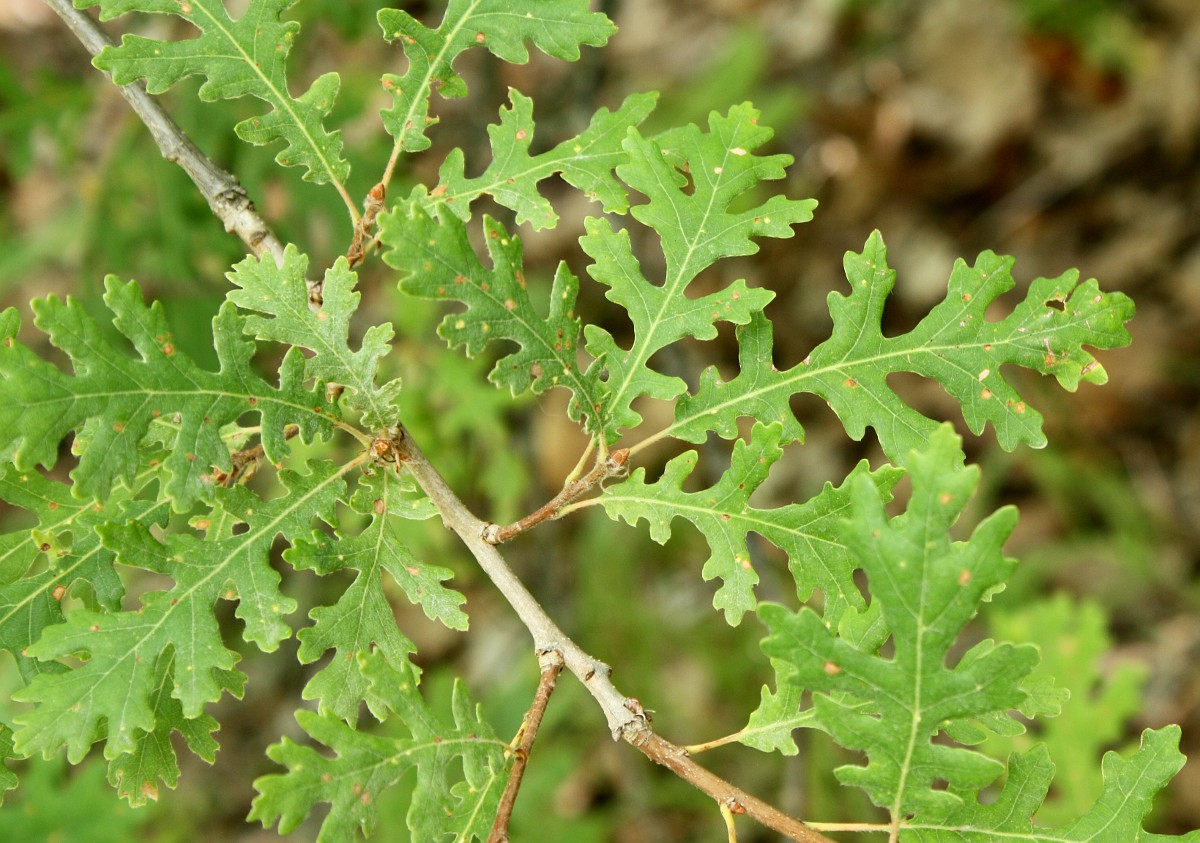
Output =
[
  {"x1": 623, "y1": 696, "x2": 652, "y2": 725},
  {"x1": 583, "y1": 659, "x2": 612, "y2": 682}
]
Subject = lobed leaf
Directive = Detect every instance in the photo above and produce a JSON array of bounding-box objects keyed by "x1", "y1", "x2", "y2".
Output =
[
  {"x1": 0, "y1": 279, "x2": 331, "y2": 510},
  {"x1": 251, "y1": 651, "x2": 508, "y2": 843},
  {"x1": 80, "y1": 0, "x2": 349, "y2": 184},
  {"x1": 228, "y1": 246, "x2": 402, "y2": 428},
  {"x1": 0, "y1": 466, "x2": 167, "y2": 682},
  {"x1": 741, "y1": 602, "x2": 888, "y2": 756},
  {"x1": 582, "y1": 103, "x2": 815, "y2": 436},
  {"x1": 600, "y1": 422, "x2": 902, "y2": 625},
  {"x1": 377, "y1": 0, "x2": 615, "y2": 153},
  {"x1": 288, "y1": 470, "x2": 464, "y2": 725},
  {"x1": 905, "y1": 727, "x2": 1200, "y2": 842},
  {"x1": 668, "y1": 232, "x2": 1135, "y2": 460},
  {"x1": 382, "y1": 208, "x2": 608, "y2": 431},
  {"x1": 418, "y1": 89, "x2": 658, "y2": 228},
  {"x1": 105, "y1": 651, "x2": 220, "y2": 807},
  {"x1": 979, "y1": 595, "x2": 1148, "y2": 824},
  {"x1": 759, "y1": 425, "x2": 1037, "y2": 817},
  {"x1": 12, "y1": 461, "x2": 346, "y2": 762},
  {"x1": 0, "y1": 725, "x2": 15, "y2": 803}
]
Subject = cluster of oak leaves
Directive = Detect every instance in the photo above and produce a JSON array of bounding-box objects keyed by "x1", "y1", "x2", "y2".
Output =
[{"x1": 0, "y1": 1, "x2": 1194, "y2": 841}]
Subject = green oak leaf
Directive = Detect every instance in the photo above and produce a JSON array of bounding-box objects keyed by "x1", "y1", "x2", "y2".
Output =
[
  {"x1": 759, "y1": 425, "x2": 1037, "y2": 818},
  {"x1": 377, "y1": 0, "x2": 615, "y2": 153},
  {"x1": 105, "y1": 651, "x2": 220, "y2": 807},
  {"x1": 382, "y1": 208, "x2": 608, "y2": 432},
  {"x1": 0, "y1": 279, "x2": 330, "y2": 510},
  {"x1": 905, "y1": 727, "x2": 1200, "y2": 842},
  {"x1": 0, "y1": 466, "x2": 167, "y2": 682},
  {"x1": 250, "y1": 651, "x2": 508, "y2": 843},
  {"x1": 228, "y1": 246, "x2": 402, "y2": 428},
  {"x1": 600, "y1": 422, "x2": 902, "y2": 625},
  {"x1": 582, "y1": 102, "x2": 815, "y2": 436},
  {"x1": 288, "y1": 470, "x2": 464, "y2": 725},
  {"x1": 79, "y1": 0, "x2": 349, "y2": 185},
  {"x1": 665, "y1": 232, "x2": 1135, "y2": 460},
  {"x1": 11, "y1": 461, "x2": 346, "y2": 762},
  {"x1": 981, "y1": 595, "x2": 1148, "y2": 824},
  {"x1": 418, "y1": 89, "x2": 658, "y2": 228},
  {"x1": 674, "y1": 312, "x2": 805, "y2": 444},
  {"x1": 0, "y1": 724, "x2": 15, "y2": 803},
  {"x1": 739, "y1": 601, "x2": 887, "y2": 756}
]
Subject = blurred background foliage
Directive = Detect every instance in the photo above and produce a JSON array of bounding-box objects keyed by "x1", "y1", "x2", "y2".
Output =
[{"x1": 0, "y1": 0, "x2": 1198, "y2": 840}]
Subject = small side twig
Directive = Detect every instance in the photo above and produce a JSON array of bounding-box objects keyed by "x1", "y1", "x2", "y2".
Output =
[
  {"x1": 721, "y1": 802, "x2": 739, "y2": 843},
  {"x1": 627, "y1": 730, "x2": 833, "y2": 843},
  {"x1": 488, "y1": 649, "x2": 565, "y2": 843},
  {"x1": 390, "y1": 425, "x2": 835, "y2": 843},
  {"x1": 211, "y1": 424, "x2": 301, "y2": 487},
  {"x1": 482, "y1": 448, "x2": 629, "y2": 544},
  {"x1": 346, "y1": 181, "x2": 387, "y2": 268}
]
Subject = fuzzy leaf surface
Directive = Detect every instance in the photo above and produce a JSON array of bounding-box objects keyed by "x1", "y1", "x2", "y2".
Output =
[
  {"x1": 228, "y1": 246, "x2": 402, "y2": 427},
  {"x1": 377, "y1": 0, "x2": 615, "y2": 153},
  {"x1": 600, "y1": 422, "x2": 902, "y2": 625},
  {"x1": 759, "y1": 426, "x2": 1037, "y2": 818},
  {"x1": 79, "y1": 0, "x2": 349, "y2": 184},
  {"x1": 0, "y1": 466, "x2": 167, "y2": 682},
  {"x1": 583, "y1": 103, "x2": 815, "y2": 436},
  {"x1": 668, "y1": 232, "x2": 1135, "y2": 459},
  {"x1": 382, "y1": 209, "x2": 608, "y2": 430},
  {"x1": 288, "y1": 470, "x2": 463, "y2": 725},
  {"x1": 12, "y1": 462, "x2": 346, "y2": 763},
  {"x1": 905, "y1": 727, "x2": 1200, "y2": 842},
  {"x1": 0, "y1": 280, "x2": 330, "y2": 509},
  {"x1": 418, "y1": 89, "x2": 658, "y2": 227},
  {"x1": 251, "y1": 652, "x2": 508, "y2": 843}
]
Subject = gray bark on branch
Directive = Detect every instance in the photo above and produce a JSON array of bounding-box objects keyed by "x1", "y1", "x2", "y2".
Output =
[{"x1": 44, "y1": 0, "x2": 287, "y2": 267}]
